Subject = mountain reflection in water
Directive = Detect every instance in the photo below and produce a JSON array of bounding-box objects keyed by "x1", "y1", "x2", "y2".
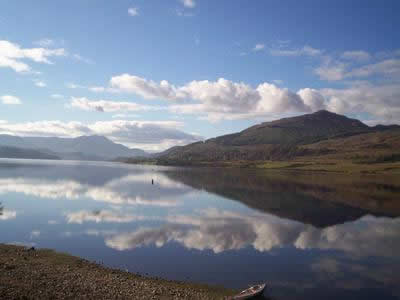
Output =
[{"x1": 0, "y1": 159, "x2": 399, "y2": 300}]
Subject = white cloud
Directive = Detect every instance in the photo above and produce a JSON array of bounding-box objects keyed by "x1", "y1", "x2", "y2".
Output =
[
  {"x1": 270, "y1": 45, "x2": 322, "y2": 57},
  {"x1": 297, "y1": 88, "x2": 326, "y2": 111},
  {"x1": 110, "y1": 74, "x2": 185, "y2": 100},
  {"x1": 84, "y1": 52, "x2": 400, "y2": 123},
  {"x1": 315, "y1": 51, "x2": 400, "y2": 81},
  {"x1": 0, "y1": 40, "x2": 66, "y2": 73},
  {"x1": 320, "y1": 82, "x2": 400, "y2": 122},
  {"x1": 1, "y1": 95, "x2": 21, "y2": 105},
  {"x1": 181, "y1": 0, "x2": 196, "y2": 8},
  {"x1": 253, "y1": 44, "x2": 265, "y2": 52},
  {"x1": 102, "y1": 75, "x2": 318, "y2": 121},
  {"x1": 69, "y1": 97, "x2": 164, "y2": 113},
  {"x1": 128, "y1": 7, "x2": 139, "y2": 17},
  {"x1": 314, "y1": 59, "x2": 347, "y2": 81},
  {"x1": 34, "y1": 80, "x2": 46, "y2": 88},
  {"x1": 341, "y1": 50, "x2": 371, "y2": 62},
  {"x1": 348, "y1": 59, "x2": 400, "y2": 78}
]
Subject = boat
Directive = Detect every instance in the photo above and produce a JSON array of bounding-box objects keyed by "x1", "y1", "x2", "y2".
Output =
[{"x1": 232, "y1": 283, "x2": 267, "y2": 299}]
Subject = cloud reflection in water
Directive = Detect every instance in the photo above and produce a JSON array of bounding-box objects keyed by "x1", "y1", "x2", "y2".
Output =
[{"x1": 103, "y1": 209, "x2": 400, "y2": 258}]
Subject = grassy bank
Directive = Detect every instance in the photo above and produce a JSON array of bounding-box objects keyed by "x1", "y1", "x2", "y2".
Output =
[
  {"x1": 0, "y1": 244, "x2": 234, "y2": 299},
  {"x1": 148, "y1": 158, "x2": 400, "y2": 174},
  {"x1": 256, "y1": 159, "x2": 400, "y2": 174}
]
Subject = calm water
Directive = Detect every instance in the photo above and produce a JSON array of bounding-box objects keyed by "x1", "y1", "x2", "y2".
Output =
[{"x1": 0, "y1": 158, "x2": 399, "y2": 299}]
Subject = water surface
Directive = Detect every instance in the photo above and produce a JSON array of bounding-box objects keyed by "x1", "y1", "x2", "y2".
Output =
[{"x1": 0, "y1": 159, "x2": 399, "y2": 299}]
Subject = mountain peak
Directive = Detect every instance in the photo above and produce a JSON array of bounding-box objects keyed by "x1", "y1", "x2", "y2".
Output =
[
  {"x1": 313, "y1": 109, "x2": 336, "y2": 115},
  {"x1": 76, "y1": 135, "x2": 112, "y2": 142}
]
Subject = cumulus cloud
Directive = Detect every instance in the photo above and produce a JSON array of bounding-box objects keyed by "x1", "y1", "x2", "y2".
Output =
[
  {"x1": 104, "y1": 74, "x2": 324, "y2": 121},
  {"x1": 0, "y1": 40, "x2": 66, "y2": 72},
  {"x1": 348, "y1": 59, "x2": 400, "y2": 78},
  {"x1": 69, "y1": 97, "x2": 164, "y2": 113},
  {"x1": 297, "y1": 88, "x2": 326, "y2": 111},
  {"x1": 110, "y1": 74, "x2": 185, "y2": 100},
  {"x1": 0, "y1": 119, "x2": 201, "y2": 150},
  {"x1": 314, "y1": 59, "x2": 348, "y2": 81},
  {"x1": 83, "y1": 48, "x2": 400, "y2": 123},
  {"x1": 1, "y1": 95, "x2": 21, "y2": 105},
  {"x1": 320, "y1": 82, "x2": 400, "y2": 122},
  {"x1": 256, "y1": 83, "x2": 309, "y2": 113},
  {"x1": 315, "y1": 53, "x2": 400, "y2": 81}
]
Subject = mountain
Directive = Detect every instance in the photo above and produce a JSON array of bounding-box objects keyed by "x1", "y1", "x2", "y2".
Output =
[
  {"x1": 158, "y1": 110, "x2": 400, "y2": 165},
  {"x1": 0, "y1": 135, "x2": 148, "y2": 161},
  {"x1": 0, "y1": 146, "x2": 60, "y2": 160},
  {"x1": 211, "y1": 110, "x2": 369, "y2": 146}
]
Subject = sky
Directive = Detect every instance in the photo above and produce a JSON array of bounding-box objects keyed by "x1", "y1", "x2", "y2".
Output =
[{"x1": 1, "y1": 0, "x2": 400, "y2": 151}]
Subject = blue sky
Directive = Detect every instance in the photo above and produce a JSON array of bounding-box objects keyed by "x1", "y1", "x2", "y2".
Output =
[{"x1": 1, "y1": 0, "x2": 400, "y2": 150}]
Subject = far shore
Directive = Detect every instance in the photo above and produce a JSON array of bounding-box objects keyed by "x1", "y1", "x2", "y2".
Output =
[
  {"x1": 121, "y1": 158, "x2": 400, "y2": 175},
  {"x1": 0, "y1": 244, "x2": 235, "y2": 300}
]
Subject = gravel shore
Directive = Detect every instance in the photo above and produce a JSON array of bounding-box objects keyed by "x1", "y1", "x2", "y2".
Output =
[{"x1": 0, "y1": 244, "x2": 235, "y2": 299}]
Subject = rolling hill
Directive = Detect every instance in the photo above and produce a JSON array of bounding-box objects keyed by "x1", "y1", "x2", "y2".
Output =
[
  {"x1": 0, "y1": 135, "x2": 148, "y2": 161},
  {"x1": 0, "y1": 146, "x2": 60, "y2": 160},
  {"x1": 157, "y1": 110, "x2": 400, "y2": 167}
]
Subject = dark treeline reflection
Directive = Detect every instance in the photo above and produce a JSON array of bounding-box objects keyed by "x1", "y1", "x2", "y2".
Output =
[{"x1": 163, "y1": 167, "x2": 400, "y2": 227}]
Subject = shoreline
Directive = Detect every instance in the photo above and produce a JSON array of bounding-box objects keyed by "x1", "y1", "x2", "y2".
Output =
[
  {"x1": 0, "y1": 244, "x2": 235, "y2": 299},
  {"x1": 122, "y1": 158, "x2": 400, "y2": 175}
]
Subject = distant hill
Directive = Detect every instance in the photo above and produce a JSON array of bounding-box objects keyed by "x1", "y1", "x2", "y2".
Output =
[
  {"x1": 0, "y1": 146, "x2": 60, "y2": 160},
  {"x1": 0, "y1": 135, "x2": 148, "y2": 161},
  {"x1": 213, "y1": 110, "x2": 369, "y2": 146},
  {"x1": 158, "y1": 110, "x2": 400, "y2": 164}
]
